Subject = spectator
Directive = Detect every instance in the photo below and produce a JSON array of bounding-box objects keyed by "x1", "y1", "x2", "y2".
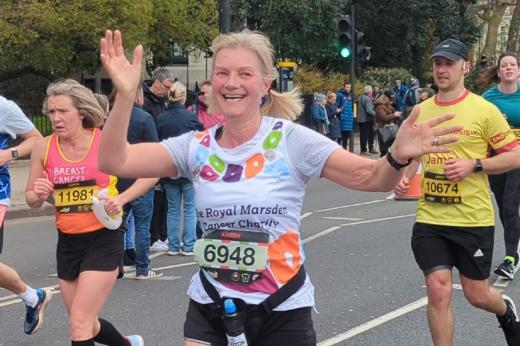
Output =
[
  {"x1": 336, "y1": 83, "x2": 354, "y2": 150},
  {"x1": 357, "y1": 85, "x2": 377, "y2": 155},
  {"x1": 372, "y1": 83, "x2": 382, "y2": 100},
  {"x1": 157, "y1": 82, "x2": 204, "y2": 257},
  {"x1": 374, "y1": 94, "x2": 401, "y2": 157},
  {"x1": 116, "y1": 86, "x2": 162, "y2": 279},
  {"x1": 392, "y1": 79, "x2": 409, "y2": 111},
  {"x1": 143, "y1": 67, "x2": 173, "y2": 252},
  {"x1": 402, "y1": 77, "x2": 421, "y2": 119},
  {"x1": 188, "y1": 80, "x2": 225, "y2": 129},
  {"x1": 142, "y1": 67, "x2": 173, "y2": 118},
  {"x1": 325, "y1": 91, "x2": 342, "y2": 144},
  {"x1": 311, "y1": 93, "x2": 328, "y2": 135}
]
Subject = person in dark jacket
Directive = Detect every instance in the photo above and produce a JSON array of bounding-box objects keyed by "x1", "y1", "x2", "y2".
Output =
[
  {"x1": 156, "y1": 82, "x2": 204, "y2": 256},
  {"x1": 357, "y1": 85, "x2": 377, "y2": 155},
  {"x1": 325, "y1": 91, "x2": 341, "y2": 144},
  {"x1": 116, "y1": 86, "x2": 162, "y2": 279},
  {"x1": 374, "y1": 94, "x2": 401, "y2": 157},
  {"x1": 142, "y1": 67, "x2": 173, "y2": 251},
  {"x1": 142, "y1": 67, "x2": 173, "y2": 118}
]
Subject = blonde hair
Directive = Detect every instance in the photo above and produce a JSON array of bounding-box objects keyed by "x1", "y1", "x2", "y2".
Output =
[
  {"x1": 168, "y1": 82, "x2": 187, "y2": 104},
  {"x1": 43, "y1": 79, "x2": 104, "y2": 129},
  {"x1": 327, "y1": 91, "x2": 336, "y2": 101},
  {"x1": 210, "y1": 30, "x2": 303, "y2": 121}
]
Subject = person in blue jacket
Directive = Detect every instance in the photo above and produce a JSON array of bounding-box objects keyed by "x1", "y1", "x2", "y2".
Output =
[{"x1": 336, "y1": 83, "x2": 354, "y2": 150}]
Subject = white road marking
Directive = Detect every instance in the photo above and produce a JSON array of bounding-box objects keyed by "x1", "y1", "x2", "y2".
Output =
[
  {"x1": 321, "y1": 217, "x2": 362, "y2": 221},
  {"x1": 300, "y1": 212, "x2": 313, "y2": 220},
  {"x1": 0, "y1": 286, "x2": 60, "y2": 307},
  {"x1": 314, "y1": 200, "x2": 386, "y2": 213},
  {"x1": 385, "y1": 193, "x2": 395, "y2": 200},
  {"x1": 304, "y1": 214, "x2": 416, "y2": 244},
  {"x1": 317, "y1": 297, "x2": 428, "y2": 346}
]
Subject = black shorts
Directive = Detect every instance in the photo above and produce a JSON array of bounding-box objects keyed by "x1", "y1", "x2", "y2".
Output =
[
  {"x1": 411, "y1": 222, "x2": 494, "y2": 280},
  {"x1": 184, "y1": 299, "x2": 316, "y2": 346},
  {"x1": 56, "y1": 228, "x2": 124, "y2": 281}
]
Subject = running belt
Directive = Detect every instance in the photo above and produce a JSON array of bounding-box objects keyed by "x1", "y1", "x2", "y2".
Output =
[{"x1": 199, "y1": 265, "x2": 306, "y2": 315}]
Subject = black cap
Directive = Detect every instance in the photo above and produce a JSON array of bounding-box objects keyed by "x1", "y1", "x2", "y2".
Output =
[{"x1": 430, "y1": 39, "x2": 468, "y2": 61}]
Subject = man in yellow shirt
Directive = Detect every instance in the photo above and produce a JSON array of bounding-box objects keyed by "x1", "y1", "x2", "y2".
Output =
[{"x1": 396, "y1": 39, "x2": 520, "y2": 345}]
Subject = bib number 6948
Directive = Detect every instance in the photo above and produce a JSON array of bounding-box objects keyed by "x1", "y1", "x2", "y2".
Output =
[
  {"x1": 204, "y1": 244, "x2": 255, "y2": 266},
  {"x1": 194, "y1": 238, "x2": 268, "y2": 271}
]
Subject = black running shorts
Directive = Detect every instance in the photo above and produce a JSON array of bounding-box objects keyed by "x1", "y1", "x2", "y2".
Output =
[
  {"x1": 411, "y1": 222, "x2": 494, "y2": 280},
  {"x1": 56, "y1": 228, "x2": 124, "y2": 281},
  {"x1": 184, "y1": 299, "x2": 316, "y2": 346}
]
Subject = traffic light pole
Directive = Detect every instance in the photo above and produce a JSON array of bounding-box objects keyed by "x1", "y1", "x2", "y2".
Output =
[{"x1": 348, "y1": 2, "x2": 356, "y2": 153}]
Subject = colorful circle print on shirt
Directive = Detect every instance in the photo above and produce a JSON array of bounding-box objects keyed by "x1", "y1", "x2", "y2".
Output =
[{"x1": 194, "y1": 121, "x2": 289, "y2": 183}]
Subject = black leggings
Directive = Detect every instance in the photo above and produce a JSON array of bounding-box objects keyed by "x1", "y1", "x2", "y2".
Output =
[{"x1": 489, "y1": 168, "x2": 520, "y2": 260}]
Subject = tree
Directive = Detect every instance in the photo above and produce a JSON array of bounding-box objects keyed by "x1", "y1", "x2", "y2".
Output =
[
  {"x1": 506, "y1": 1, "x2": 520, "y2": 54},
  {"x1": 229, "y1": 0, "x2": 480, "y2": 82},
  {"x1": 475, "y1": 0, "x2": 516, "y2": 64},
  {"x1": 148, "y1": 0, "x2": 219, "y2": 69},
  {"x1": 0, "y1": 0, "x2": 218, "y2": 83}
]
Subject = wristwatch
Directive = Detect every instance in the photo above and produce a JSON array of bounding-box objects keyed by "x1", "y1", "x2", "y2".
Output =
[
  {"x1": 11, "y1": 147, "x2": 19, "y2": 160},
  {"x1": 473, "y1": 159, "x2": 483, "y2": 173}
]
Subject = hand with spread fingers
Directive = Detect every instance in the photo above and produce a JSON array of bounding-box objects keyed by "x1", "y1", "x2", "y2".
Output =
[
  {"x1": 390, "y1": 106, "x2": 462, "y2": 163},
  {"x1": 100, "y1": 30, "x2": 143, "y2": 93}
]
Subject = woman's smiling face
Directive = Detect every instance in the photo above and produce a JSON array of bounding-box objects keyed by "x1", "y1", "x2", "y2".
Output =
[
  {"x1": 211, "y1": 47, "x2": 271, "y2": 120},
  {"x1": 498, "y1": 55, "x2": 519, "y2": 84}
]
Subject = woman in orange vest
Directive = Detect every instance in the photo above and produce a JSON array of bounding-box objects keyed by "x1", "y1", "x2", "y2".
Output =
[{"x1": 25, "y1": 79, "x2": 156, "y2": 346}]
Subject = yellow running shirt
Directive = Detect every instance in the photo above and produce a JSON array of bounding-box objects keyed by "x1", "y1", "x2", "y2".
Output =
[{"x1": 416, "y1": 90, "x2": 518, "y2": 227}]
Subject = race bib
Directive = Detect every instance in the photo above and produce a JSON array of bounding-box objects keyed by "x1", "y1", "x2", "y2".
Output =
[
  {"x1": 423, "y1": 172, "x2": 462, "y2": 204},
  {"x1": 511, "y1": 128, "x2": 520, "y2": 142},
  {"x1": 55, "y1": 179, "x2": 98, "y2": 213},
  {"x1": 194, "y1": 229, "x2": 269, "y2": 284}
]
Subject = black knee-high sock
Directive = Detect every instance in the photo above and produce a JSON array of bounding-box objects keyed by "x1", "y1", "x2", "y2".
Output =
[
  {"x1": 94, "y1": 318, "x2": 129, "y2": 346},
  {"x1": 71, "y1": 339, "x2": 95, "y2": 346}
]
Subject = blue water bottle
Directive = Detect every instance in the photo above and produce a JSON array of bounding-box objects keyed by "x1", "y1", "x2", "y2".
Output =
[{"x1": 223, "y1": 299, "x2": 248, "y2": 346}]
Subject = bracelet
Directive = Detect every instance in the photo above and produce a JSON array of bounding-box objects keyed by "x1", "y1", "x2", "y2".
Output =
[{"x1": 386, "y1": 149, "x2": 412, "y2": 171}]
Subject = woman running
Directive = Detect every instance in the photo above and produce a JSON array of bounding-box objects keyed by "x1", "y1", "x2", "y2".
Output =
[
  {"x1": 98, "y1": 29, "x2": 460, "y2": 346},
  {"x1": 482, "y1": 53, "x2": 520, "y2": 279},
  {"x1": 25, "y1": 79, "x2": 156, "y2": 346}
]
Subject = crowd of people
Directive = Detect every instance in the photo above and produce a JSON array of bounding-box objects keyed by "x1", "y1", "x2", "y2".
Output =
[
  {"x1": 311, "y1": 76, "x2": 436, "y2": 157},
  {"x1": 0, "y1": 28, "x2": 518, "y2": 346}
]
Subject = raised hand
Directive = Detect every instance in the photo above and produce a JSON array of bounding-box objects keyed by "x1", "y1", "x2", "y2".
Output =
[
  {"x1": 100, "y1": 30, "x2": 143, "y2": 93},
  {"x1": 391, "y1": 106, "x2": 463, "y2": 163}
]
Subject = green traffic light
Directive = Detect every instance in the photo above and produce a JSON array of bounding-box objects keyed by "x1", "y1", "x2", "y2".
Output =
[{"x1": 340, "y1": 47, "x2": 351, "y2": 58}]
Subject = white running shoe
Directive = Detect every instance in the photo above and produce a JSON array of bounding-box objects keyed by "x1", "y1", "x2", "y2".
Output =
[
  {"x1": 150, "y1": 240, "x2": 168, "y2": 252},
  {"x1": 135, "y1": 270, "x2": 163, "y2": 280},
  {"x1": 126, "y1": 335, "x2": 144, "y2": 346}
]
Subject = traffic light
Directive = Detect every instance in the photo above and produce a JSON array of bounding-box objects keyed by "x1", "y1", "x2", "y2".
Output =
[
  {"x1": 335, "y1": 15, "x2": 353, "y2": 59},
  {"x1": 355, "y1": 30, "x2": 372, "y2": 62}
]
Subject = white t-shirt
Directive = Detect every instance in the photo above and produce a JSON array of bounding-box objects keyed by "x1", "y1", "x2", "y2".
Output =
[
  {"x1": 0, "y1": 96, "x2": 34, "y2": 206},
  {"x1": 161, "y1": 116, "x2": 340, "y2": 310}
]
